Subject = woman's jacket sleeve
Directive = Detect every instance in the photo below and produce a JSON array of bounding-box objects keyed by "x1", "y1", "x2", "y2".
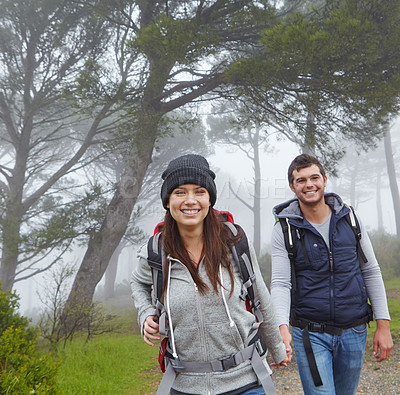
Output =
[
  {"x1": 130, "y1": 245, "x2": 157, "y2": 334},
  {"x1": 249, "y1": 243, "x2": 287, "y2": 364}
]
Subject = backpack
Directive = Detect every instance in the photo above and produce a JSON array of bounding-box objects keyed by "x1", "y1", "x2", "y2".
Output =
[
  {"x1": 146, "y1": 210, "x2": 277, "y2": 395},
  {"x1": 278, "y1": 203, "x2": 373, "y2": 387}
]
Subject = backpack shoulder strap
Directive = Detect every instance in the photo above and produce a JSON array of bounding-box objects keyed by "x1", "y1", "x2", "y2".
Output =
[
  {"x1": 279, "y1": 218, "x2": 297, "y2": 261},
  {"x1": 278, "y1": 218, "x2": 298, "y2": 294},
  {"x1": 224, "y1": 222, "x2": 255, "y2": 303},
  {"x1": 147, "y1": 232, "x2": 165, "y2": 317},
  {"x1": 224, "y1": 222, "x2": 267, "y2": 356},
  {"x1": 344, "y1": 204, "x2": 368, "y2": 264}
]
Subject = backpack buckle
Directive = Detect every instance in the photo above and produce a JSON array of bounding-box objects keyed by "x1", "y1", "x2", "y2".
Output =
[
  {"x1": 254, "y1": 338, "x2": 264, "y2": 355},
  {"x1": 308, "y1": 323, "x2": 325, "y2": 333},
  {"x1": 218, "y1": 353, "x2": 236, "y2": 370}
]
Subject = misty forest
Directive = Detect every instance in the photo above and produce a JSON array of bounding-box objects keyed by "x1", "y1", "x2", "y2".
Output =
[{"x1": 1, "y1": 0, "x2": 400, "y2": 393}]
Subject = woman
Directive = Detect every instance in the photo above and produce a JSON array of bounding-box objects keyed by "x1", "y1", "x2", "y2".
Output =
[{"x1": 131, "y1": 154, "x2": 287, "y2": 395}]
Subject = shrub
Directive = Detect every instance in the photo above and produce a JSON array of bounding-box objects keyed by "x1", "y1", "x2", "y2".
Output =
[
  {"x1": 369, "y1": 231, "x2": 400, "y2": 279},
  {"x1": 0, "y1": 284, "x2": 59, "y2": 394}
]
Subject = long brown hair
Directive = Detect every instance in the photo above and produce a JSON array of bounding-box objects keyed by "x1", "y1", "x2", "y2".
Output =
[{"x1": 162, "y1": 208, "x2": 237, "y2": 295}]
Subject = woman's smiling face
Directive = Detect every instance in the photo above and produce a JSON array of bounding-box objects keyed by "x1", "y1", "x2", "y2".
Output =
[{"x1": 167, "y1": 184, "x2": 210, "y2": 231}]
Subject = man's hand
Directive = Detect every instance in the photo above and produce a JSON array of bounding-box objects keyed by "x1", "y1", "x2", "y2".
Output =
[
  {"x1": 143, "y1": 315, "x2": 160, "y2": 346},
  {"x1": 373, "y1": 319, "x2": 393, "y2": 362},
  {"x1": 279, "y1": 324, "x2": 293, "y2": 363},
  {"x1": 272, "y1": 324, "x2": 292, "y2": 368}
]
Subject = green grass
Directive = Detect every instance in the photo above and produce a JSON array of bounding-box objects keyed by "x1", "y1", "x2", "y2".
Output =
[
  {"x1": 387, "y1": 298, "x2": 400, "y2": 332},
  {"x1": 368, "y1": 298, "x2": 400, "y2": 335},
  {"x1": 384, "y1": 276, "x2": 400, "y2": 291},
  {"x1": 55, "y1": 333, "x2": 161, "y2": 394},
  {"x1": 367, "y1": 276, "x2": 400, "y2": 338},
  {"x1": 51, "y1": 278, "x2": 400, "y2": 394},
  {"x1": 384, "y1": 277, "x2": 400, "y2": 333}
]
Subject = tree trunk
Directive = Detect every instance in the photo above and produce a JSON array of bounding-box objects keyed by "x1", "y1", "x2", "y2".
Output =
[
  {"x1": 0, "y1": 141, "x2": 27, "y2": 290},
  {"x1": 350, "y1": 160, "x2": 358, "y2": 208},
  {"x1": 376, "y1": 169, "x2": 384, "y2": 232},
  {"x1": 0, "y1": 210, "x2": 22, "y2": 291},
  {"x1": 383, "y1": 127, "x2": 400, "y2": 236},
  {"x1": 63, "y1": 139, "x2": 156, "y2": 314},
  {"x1": 301, "y1": 111, "x2": 317, "y2": 155},
  {"x1": 103, "y1": 242, "x2": 124, "y2": 300},
  {"x1": 253, "y1": 126, "x2": 261, "y2": 257}
]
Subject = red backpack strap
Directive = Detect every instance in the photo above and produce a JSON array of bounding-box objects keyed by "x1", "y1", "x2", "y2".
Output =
[
  {"x1": 154, "y1": 222, "x2": 164, "y2": 234},
  {"x1": 214, "y1": 209, "x2": 234, "y2": 223}
]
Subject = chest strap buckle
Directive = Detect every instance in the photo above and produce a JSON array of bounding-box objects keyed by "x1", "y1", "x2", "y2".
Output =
[{"x1": 218, "y1": 353, "x2": 236, "y2": 370}]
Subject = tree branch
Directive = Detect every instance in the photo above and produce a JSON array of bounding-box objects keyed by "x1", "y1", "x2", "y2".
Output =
[
  {"x1": 160, "y1": 73, "x2": 223, "y2": 113},
  {"x1": 229, "y1": 181, "x2": 253, "y2": 211}
]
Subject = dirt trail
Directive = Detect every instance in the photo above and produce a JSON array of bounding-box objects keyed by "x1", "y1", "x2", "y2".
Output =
[{"x1": 269, "y1": 335, "x2": 399, "y2": 394}]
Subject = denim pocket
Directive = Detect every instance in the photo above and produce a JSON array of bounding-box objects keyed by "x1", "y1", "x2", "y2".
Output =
[{"x1": 351, "y1": 323, "x2": 367, "y2": 334}]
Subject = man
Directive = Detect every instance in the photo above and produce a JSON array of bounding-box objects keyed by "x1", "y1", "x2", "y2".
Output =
[{"x1": 270, "y1": 154, "x2": 393, "y2": 395}]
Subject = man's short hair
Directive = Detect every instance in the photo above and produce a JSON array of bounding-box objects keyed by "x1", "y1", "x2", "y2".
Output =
[{"x1": 288, "y1": 154, "x2": 326, "y2": 185}]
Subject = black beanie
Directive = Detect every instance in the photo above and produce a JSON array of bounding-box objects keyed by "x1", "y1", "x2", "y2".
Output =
[{"x1": 161, "y1": 154, "x2": 217, "y2": 209}]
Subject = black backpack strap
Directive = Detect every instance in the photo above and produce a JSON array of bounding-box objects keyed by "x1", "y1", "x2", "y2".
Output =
[
  {"x1": 302, "y1": 326, "x2": 323, "y2": 387},
  {"x1": 344, "y1": 204, "x2": 368, "y2": 264},
  {"x1": 279, "y1": 218, "x2": 298, "y2": 294},
  {"x1": 147, "y1": 232, "x2": 164, "y2": 307},
  {"x1": 225, "y1": 222, "x2": 256, "y2": 302},
  {"x1": 147, "y1": 232, "x2": 168, "y2": 336}
]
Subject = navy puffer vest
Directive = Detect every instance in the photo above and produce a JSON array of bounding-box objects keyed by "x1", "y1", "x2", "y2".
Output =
[{"x1": 288, "y1": 204, "x2": 368, "y2": 327}]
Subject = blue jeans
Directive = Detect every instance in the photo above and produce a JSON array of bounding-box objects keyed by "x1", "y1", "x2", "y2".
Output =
[{"x1": 292, "y1": 324, "x2": 367, "y2": 395}]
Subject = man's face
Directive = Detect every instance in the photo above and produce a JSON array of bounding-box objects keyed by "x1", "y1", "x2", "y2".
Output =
[{"x1": 289, "y1": 164, "x2": 327, "y2": 206}]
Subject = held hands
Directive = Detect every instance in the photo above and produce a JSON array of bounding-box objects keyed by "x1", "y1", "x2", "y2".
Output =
[
  {"x1": 373, "y1": 319, "x2": 393, "y2": 362},
  {"x1": 271, "y1": 324, "x2": 292, "y2": 369},
  {"x1": 272, "y1": 355, "x2": 289, "y2": 369},
  {"x1": 143, "y1": 315, "x2": 161, "y2": 346},
  {"x1": 279, "y1": 324, "x2": 293, "y2": 363}
]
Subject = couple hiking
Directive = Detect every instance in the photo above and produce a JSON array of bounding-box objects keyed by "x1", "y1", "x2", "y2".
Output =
[{"x1": 131, "y1": 153, "x2": 392, "y2": 395}]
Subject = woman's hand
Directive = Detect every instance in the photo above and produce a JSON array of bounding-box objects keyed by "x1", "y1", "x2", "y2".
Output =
[
  {"x1": 143, "y1": 315, "x2": 160, "y2": 346},
  {"x1": 273, "y1": 355, "x2": 289, "y2": 369},
  {"x1": 271, "y1": 324, "x2": 292, "y2": 369}
]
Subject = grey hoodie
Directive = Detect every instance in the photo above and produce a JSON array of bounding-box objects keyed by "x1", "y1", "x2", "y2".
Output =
[{"x1": 130, "y1": 241, "x2": 286, "y2": 395}]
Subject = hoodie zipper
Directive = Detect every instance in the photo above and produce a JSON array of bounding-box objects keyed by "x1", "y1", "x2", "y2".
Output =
[
  {"x1": 193, "y1": 280, "x2": 211, "y2": 394},
  {"x1": 168, "y1": 259, "x2": 211, "y2": 394}
]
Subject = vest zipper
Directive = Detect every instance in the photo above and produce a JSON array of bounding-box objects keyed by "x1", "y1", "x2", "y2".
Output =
[{"x1": 329, "y1": 248, "x2": 334, "y2": 322}]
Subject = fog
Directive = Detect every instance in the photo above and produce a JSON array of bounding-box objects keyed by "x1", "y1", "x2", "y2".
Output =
[{"x1": 13, "y1": 121, "x2": 400, "y2": 316}]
